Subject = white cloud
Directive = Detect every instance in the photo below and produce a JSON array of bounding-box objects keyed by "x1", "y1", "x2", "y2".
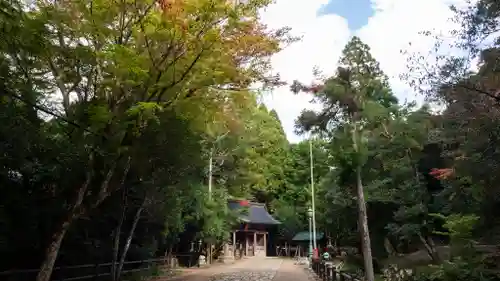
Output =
[
  {"x1": 357, "y1": 0, "x2": 469, "y2": 105},
  {"x1": 259, "y1": 0, "x2": 351, "y2": 143},
  {"x1": 261, "y1": 0, "x2": 472, "y2": 143}
]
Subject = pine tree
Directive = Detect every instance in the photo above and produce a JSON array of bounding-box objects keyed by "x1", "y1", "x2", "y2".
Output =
[{"x1": 293, "y1": 36, "x2": 398, "y2": 281}]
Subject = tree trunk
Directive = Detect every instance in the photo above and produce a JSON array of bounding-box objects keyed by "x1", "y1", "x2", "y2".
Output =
[
  {"x1": 112, "y1": 158, "x2": 132, "y2": 280},
  {"x1": 36, "y1": 154, "x2": 124, "y2": 281},
  {"x1": 164, "y1": 244, "x2": 173, "y2": 266},
  {"x1": 427, "y1": 236, "x2": 441, "y2": 262},
  {"x1": 418, "y1": 233, "x2": 440, "y2": 263},
  {"x1": 207, "y1": 244, "x2": 212, "y2": 265},
  {"x1": 111, "y1": 190, "x2": 127, "y2": 281},
  {"x1": 116, "y1": 199, "x2": 145, "y2": 278},
  {"x1": 35, "y1": 221, "x2": 70, "y2": 281},
  {"x1": 111, "y1": 228, "x2": 121, "y2": 281},
  {"x1": 36, "y1": 161, "x2": 94, "y2": 281},
  {"x1": 384, "y1": 236, "x2": 397, "y2": 256},
  {"x1": 351, "y1": 120, "x2": 375, "y2": 281},
  {"x1": 355, "y1": 165, "x2": 376, "y2": 281}
]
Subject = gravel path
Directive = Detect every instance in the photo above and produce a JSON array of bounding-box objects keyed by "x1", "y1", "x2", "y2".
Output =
[
  {"x1": 154, "y1": 258, "x2": 311, "y2": 281},
  {"x1": 209, "y1": 258, "x2": 283, "y2": 281},
  {"x1": 273, "y1": 259, "x2": 313, "y2": 281}
]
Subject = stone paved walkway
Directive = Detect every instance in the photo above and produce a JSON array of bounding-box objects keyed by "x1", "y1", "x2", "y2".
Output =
[{"x1": 155, "y1": 258, "x2": 312, "y2": 281}]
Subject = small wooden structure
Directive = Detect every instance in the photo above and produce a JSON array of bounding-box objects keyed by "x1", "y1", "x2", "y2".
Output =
[
  {"x1": 222, "y1": 200, "x2": 280, "y2": 261},
  {"x1": 276, "y1": 231, "x2": 326, "y2": 257}
]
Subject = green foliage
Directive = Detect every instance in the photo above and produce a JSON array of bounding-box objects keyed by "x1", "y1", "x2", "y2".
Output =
[
  {"x1": 219, "y1": 101, "x2": 290, "y2": 203},
  {"x1": 0, "y1": 0, "x2": 293, "y2": 279},
  {"x1": 272, "y1": 198, "x2": 306, "y2": 240},
  {"x1": 200, "y1": 190, "x2": 235, "y2": 242},
  {"x1": 4, "y1": 0, "x2": 500, "y2": 280},
  {"x1": 430, "y1": 214, "x2": 479, "y2": 241},
  {"x1": 270, "y1": 138, "x2": 331, "y2": 240},
  {"x1": 413, "y1": 259, "x2": 500, "y2": 281},
  {"x1": 386, "y1": 0, "x2": 500, "y2": 275},
  {"x1": 429, "y1": 213, "x2": 479, "y2": 260}
]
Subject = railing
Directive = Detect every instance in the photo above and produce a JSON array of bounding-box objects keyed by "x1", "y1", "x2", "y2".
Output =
[
  {"x1": 0, "y1": 254, "x2": 197, "y2": 281},
  {"x1": 311, "y1": 259, "x2": 363, "y2": 281}
]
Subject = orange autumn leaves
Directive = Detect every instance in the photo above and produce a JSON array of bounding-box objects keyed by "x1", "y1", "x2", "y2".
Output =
[
  {"x1": 152, "y1": 0, "x2": 288, "y2": 138},
  {"x1": 157, "y1": 0, "x2": 285, "y2": 84},
  {"x1": 159, "y1": 0, "x2": 185, "y2": 15},
  {"x1": 430, "y1": 168, "x2": 455, "y2": 180},
  {"x1": 158, "y1": 0, "x2": 190, "y2": 31}
]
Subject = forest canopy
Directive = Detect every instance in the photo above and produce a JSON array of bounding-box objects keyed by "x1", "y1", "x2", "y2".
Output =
[{"x1": 1, "y1": 1, "x2": 500, "y2": 281}]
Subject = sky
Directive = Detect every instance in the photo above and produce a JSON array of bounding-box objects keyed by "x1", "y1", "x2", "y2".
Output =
[
  {"x1": 259, "y1": 0, "x2": 472, "y2": 143},
  {"x1": 319, "y1": 0, "x2": 374, "y2": 30}
]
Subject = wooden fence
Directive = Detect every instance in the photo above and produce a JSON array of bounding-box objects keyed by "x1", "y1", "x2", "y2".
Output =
[
  {"x1": 0, "y1": 254, "x2": 197, "y2": 281},
  {"x1": 311, "y1": 260, "x2": 363, "y2": 281}
]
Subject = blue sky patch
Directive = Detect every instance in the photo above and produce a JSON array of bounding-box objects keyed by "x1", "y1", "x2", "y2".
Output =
[{"x1": 318, "y1": 0, "x2": 375, "y2": 31}]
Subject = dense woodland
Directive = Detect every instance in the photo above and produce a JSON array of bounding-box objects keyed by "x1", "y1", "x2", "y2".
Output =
[{"x1": 1, "y1": 0, "x2": 500, "y2": 281}]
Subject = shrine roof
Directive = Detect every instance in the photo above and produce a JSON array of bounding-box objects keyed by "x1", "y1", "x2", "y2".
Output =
[
  {"x1": 292, "y1": 231, "x2": 325, "y2": 241},
  {"x1": 228, "y1": 200, "x2": 280, "y2": 225}
]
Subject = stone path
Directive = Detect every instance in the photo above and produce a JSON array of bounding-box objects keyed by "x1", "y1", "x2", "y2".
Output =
[
  {"x1": 209, "y1": 258, "x2": 283, "y2": 281},
  {"x1": 272, "y1": 259, "x2": 313, "y2": 281},
  {"x1": 157, "y1": 258, "x2": 312, "y2": 281}
]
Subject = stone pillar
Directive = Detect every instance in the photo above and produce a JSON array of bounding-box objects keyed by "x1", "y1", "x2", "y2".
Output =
[
  {"x1": 222, "y1": 231, "x2": 236, "y2": 263},
  {"x1": 232, "y1": 231, "x2": 236, "y2": 256}
]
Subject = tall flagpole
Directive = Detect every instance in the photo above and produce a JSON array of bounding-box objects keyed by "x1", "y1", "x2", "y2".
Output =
[
  {"x1": 207, "y1": 149, "x2": 213, "y2": 264},
  {"x1": 206, "y1": 131, "x2": 228, "y2": 264},
  {"x1": 208, "y1": 150, "x2": 213, "y2": 201},
  {"x1": 310, "y1": 138, "x2": 318, "y2": 253}
]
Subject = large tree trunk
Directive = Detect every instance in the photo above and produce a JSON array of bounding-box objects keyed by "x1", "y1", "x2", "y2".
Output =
[
  {"x1": 36, "y1": 163, "x2": 94, "y2": 281},
  {"x1": 36, "y1": 156, "x2": 122, "y2": 281},
  {"x1": 355, "y1": 165, "x2": 376, "y2": 281},
  {"x1": 351, "y1": 121, "x2": 375, "y2": 281},
  {"x1": 35, "y1": 221, "x2": 70, "y2": 281},
  {"x1": 116, "y1": 199, "x2": 146, "y2": 279}
]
